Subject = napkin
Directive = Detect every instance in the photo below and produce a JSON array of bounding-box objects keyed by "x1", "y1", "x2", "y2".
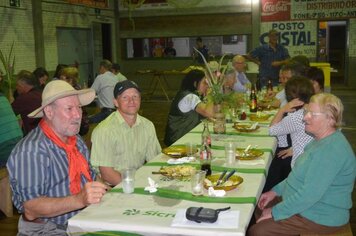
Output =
[
  {"x1": 208, "y1": 187, "x2": 226, "y2": 197},
  {"x1": 171, "y1": 209, "x2": 239, "y2": 229},
  {"x1": 144, "y1": 177, "x2": 158, "y2": 193},
  {"x1": 167, "y1": 156, "x2": 196, "y2": 165}
]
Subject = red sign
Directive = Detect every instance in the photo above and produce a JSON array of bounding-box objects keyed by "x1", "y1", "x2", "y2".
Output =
[
  {"x1": 261, "y1": 0, "x2": 291, "y2": 22},
  {"x1": 68, "y1": 0, "x2": 108, "y2": 8}
]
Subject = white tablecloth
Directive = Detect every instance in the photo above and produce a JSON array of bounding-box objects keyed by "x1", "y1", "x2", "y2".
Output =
[{"x1": 68, "y1": 121, "x2": 277, "y2": 236}]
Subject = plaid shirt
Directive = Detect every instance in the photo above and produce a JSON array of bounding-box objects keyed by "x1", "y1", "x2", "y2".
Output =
[
  {"x1": 7, "y1": 126, "x2": 96, "y2": 225},
  {"x1": 250, "y1": 43, "x2": 290, "y2": 83}
]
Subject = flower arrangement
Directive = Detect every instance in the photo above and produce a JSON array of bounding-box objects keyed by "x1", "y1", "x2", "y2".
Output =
[{"x1": 0, "y1": 42, "x2": 15, "y2": 101}]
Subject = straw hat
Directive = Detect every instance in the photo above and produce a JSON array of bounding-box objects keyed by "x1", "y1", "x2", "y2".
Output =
[{"x1": 28, "y1": 80, "x2": 95, "y2": 118}]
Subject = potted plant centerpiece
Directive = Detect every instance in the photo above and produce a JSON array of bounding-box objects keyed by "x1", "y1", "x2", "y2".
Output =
[{"x1": 194, "y1": 48, "x2": 232, "y2": 134}]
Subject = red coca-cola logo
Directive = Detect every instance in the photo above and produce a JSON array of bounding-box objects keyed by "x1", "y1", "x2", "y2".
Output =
[{"x1": 261, "y1": 0, "x2": 291, "y2": 22}]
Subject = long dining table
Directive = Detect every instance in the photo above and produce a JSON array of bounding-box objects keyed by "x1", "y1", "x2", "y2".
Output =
[{"x1": 67, "y1": 115, "x2": 277, "y2": 236}]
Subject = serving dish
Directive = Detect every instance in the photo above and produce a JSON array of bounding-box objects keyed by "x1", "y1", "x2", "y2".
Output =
[
  {"x1": 233, "y1": 122, "x2": 259, "y2": 132},
  {"x1": 162, "y1": 145, "x2": 197, "y2": 158}
]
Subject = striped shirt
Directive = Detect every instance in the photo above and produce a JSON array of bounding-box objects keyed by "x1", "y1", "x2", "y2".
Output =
[
  {"x1": 269, "y1": 109, "x2": 314, "y2": 167},
  {"x1": 90, "y1": 111, "x2": 161, "y2": 172},
  {"x1": 6, "y1": 126, "x2": 96, "y2": 225}
]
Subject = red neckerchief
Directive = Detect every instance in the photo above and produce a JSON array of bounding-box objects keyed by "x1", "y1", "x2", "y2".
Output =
[{"x1": 39, "y1": 119, "x2": 92, "y2": 194}]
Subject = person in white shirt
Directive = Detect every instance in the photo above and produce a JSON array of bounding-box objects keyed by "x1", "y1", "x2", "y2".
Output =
[
  {"x1": 111, "y1": 63, "x2": 127, "y2": 82},
  {"x1": 89, "y1": 60, "x2": 118, "y2": 123},
  {"x1": 164, "y1": 70, "x2": 214, "y2": 146}
]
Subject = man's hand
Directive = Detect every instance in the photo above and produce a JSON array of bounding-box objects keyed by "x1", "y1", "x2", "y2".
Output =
[
  {"x1": 281, "y1": 98, "x2": 304, "y2": 113},
  {"x1": 77, "y1": 181, "x2": 108, "y2": 206}
]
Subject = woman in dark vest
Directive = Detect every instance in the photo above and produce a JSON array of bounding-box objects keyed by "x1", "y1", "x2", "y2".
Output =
[{"x1": 164, "y1": 69, "x2": 214, "y2": 146}]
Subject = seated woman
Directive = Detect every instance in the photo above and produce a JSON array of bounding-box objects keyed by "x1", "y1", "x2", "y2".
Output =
[
  {"x1": 164, "y1": 69, "x2": 214, "y2": 146},
  {"x1": 307, "y1": 66, "x2": 324, "y2": 94},
  {"x1": 249, "y1": 93, "x2": 356, "y2": 235},
  {"x1": 263, "y1": 76, "x2": 314, "y2": 192}
]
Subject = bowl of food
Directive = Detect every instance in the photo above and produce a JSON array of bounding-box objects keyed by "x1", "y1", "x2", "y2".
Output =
[
  {"x1": 249, "y1": 112, "x2": 271, "y2": 122},
  {"x1": 203, "y1": 174, "x2": 243, "y2": 191}
]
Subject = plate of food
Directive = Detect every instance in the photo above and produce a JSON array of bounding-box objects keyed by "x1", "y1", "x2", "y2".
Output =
[
  {"x1": 249, "y1": 112, "x2": 271, "y2": 122},
  {"x1": 233, "y1": 122, "x2": 259, "y2": 132},
  {"x1": 204, "y1": 174, "x2": 243, "y2": 191},
  {"x1": 162, "y1": 145, "x2": 197, "y2": 158},
  {"x1": 235, "y1": 148, "x2": 264, "y2": 160},
  {"x1": 154, "y1": 165, "x2": 196, "y2": 179}
]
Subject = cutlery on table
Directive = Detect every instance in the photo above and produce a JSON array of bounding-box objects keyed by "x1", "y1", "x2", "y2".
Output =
[
  {"x1": 220, "y1": 169, "x2": 236, "y2": 185},
  {"x1": 215, "y1": 170, "x2": 227, "y2": 186},
  {"x1": 243, "y1": 144, "x2": 252, "y2": 157}
]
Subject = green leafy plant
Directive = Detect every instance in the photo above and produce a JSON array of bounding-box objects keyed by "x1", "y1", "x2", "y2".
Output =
[
  {"x1": 0, "y1": 42, "x2": 16, "y2": 98},
  {"x1": 193, "y1": 47, "x2": 231, "y2": 105}
]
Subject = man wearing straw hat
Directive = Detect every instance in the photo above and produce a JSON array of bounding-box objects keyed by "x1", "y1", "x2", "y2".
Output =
[{"x1": 7, "y1": 80, "x2": 108, "y2": 235}]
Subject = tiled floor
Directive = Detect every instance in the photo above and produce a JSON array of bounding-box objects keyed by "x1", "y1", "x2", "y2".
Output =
[{"x1": 0, "y1": 86, "x2": 355, "y2": 234}]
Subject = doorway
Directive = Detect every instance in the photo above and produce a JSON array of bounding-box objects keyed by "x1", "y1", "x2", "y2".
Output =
[
  {"x1": 56, "y1": 27, "x2": 94, "y2": 87},
  {"x1": 317, "y1": 20, "x2": 348, "y2": 86}
]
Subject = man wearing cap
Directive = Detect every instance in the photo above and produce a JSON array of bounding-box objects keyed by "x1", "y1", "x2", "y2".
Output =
[
  {"x1": 111, "y1": 63, "x2": 127, "y2": 82},
  {"x1": 246, "y1": 29, "x2": 290, "y2": 87},
  {"x1": 90, "y1": 80, "x2": 161, "y2": 186},
  {"x1": 7, "y1": 80, "x2": 107, "y2": 235},
  {"x1": 89, "y1": 59, "x2": 118, "y2": 123}
]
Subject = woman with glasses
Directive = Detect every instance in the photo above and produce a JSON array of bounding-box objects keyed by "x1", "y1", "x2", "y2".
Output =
[
  {"x1": 249, "y1": 93, "x2": 356, "y2": 235},
  {"x1": 263, "y1": 76, "x2": 314, "y2": 192}
]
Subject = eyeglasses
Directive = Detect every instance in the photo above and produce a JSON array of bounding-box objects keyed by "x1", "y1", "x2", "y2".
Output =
[{"x1": 303, "y1": 109, "x2": 325, "y2": 117}]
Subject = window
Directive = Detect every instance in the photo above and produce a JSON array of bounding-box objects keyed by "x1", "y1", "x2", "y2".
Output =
[{"x1": 126, "y1": 35, "x2": 248, "y2": 58}]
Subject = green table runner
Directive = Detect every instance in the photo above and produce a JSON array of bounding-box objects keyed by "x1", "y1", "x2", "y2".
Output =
[{"x1": 110, "y1": 187, "x2": 256, "y2": 205}]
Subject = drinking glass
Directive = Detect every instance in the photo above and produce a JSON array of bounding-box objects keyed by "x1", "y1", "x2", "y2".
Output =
[
  {"x1": 191, "y1": 170, "x2": 206, "y2": 196},
  {"x1": 225, "y1": 142, "x2": 236, "y2": 166},
  {"x1": 121, "y1": 168, "x2": 135, "y2": 194}
]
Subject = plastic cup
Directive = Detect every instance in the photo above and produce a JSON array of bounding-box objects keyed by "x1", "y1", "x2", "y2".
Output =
[
  {"x1": 185, "y1": 142, "x2": 197, "y2": 157},
  {"x1": 121, "y1": 168, "x2": 135, "y2": 194},
  {"x1": 191, "y1": 170, "x2": 206, "y2": 196},
  {"x1": 225, "y1": 142, "x2": 236, "y2": 166}
]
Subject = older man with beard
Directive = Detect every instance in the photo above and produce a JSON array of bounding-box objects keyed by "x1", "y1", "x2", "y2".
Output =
[{"x1": 7, "y1": 80, "x2": 107, "y2": 235}]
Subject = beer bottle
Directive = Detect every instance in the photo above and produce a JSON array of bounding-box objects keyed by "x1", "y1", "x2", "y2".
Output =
[
  {"x1": 267, "y1": 79, "x2": 273, "y2": 93},
  {"x1": 200, "y1": 143, "x2": 212, "y2": 176},
  {"x1": 250, "y1": 88, "x2": 258, "y2": 113},
  {"x1": 201, "y1": 121, "x2": 211, "y2": 147}
]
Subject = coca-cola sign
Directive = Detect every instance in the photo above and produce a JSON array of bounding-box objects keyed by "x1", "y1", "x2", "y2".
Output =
[{"x1": 261, "y1": 0, "x2": 291, "y2": 22}]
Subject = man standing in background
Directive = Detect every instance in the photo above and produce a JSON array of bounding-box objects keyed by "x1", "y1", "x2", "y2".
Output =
[{"x1": 246, "y1": 29, "x2": 290, "y2": 87}]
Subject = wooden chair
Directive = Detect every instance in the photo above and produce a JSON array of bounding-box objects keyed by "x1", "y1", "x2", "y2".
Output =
[
  {"x1": 0, "y1": 167, "x2": 13, "y2": 217},
  {"x1": 301, "y1": 223, "x2": 353, "y2": 236}
]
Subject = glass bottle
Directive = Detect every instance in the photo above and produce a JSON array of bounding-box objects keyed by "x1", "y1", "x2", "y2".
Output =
[
  {"x1": 267, "y1": 79, "x2": 273, "y2": 93},
  {"x1": 201, "y1": 121, "x2": 211, "y2": 147},
  {"x1": 250, "y1": 88, "x2": 258, "y2": 113},
  {"x1": 200, "y1": 143, "x2": 212, "y2": 176}
]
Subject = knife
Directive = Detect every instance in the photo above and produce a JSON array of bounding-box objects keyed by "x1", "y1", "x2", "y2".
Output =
[
  {"x1": 215, "y1": 170, "x2": 227, "y2": 186},
  {"x1": 220, "y1": 169, "x2": 236, "y2": 185}
]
